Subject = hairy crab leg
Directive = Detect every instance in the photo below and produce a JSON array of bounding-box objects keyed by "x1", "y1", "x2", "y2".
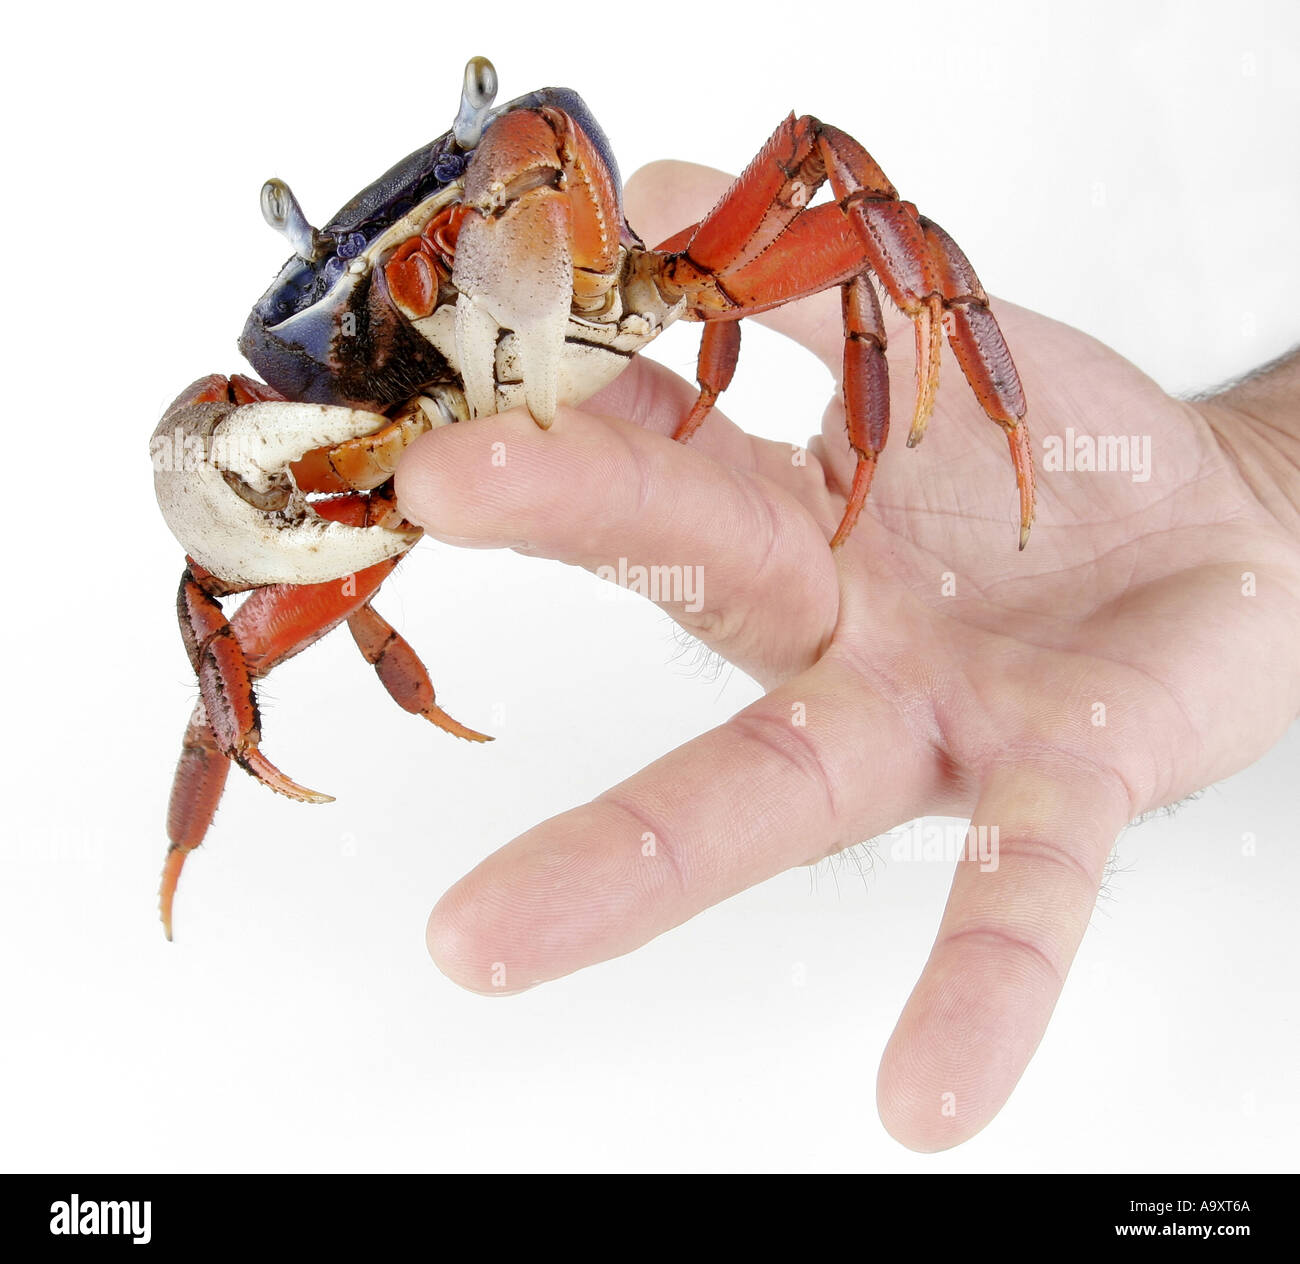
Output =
[
  {"x1": 163, "y1": 541, "x2": 397, "y2": 940},
  {"x1": 675, "y1": 320, "x2": 742, "y2": 444},
  {"x1": 347, "y1": 604, "x2": 492, "y2": 743},
  {"x1": 177, "y1": 565, "x2": 332, "y2": 803},
  {"x1": 656, "y1": 115, "x2": 1033, "y2": 549},
  {"x1": 662, "y1": 204, "x2": 862, "y2": 441},
  {"x1": 815, "y1": 123, "x2": 1032, "y2": 546},
  {"x1": 834, "y1": 274, "x2": 893, "y2": 547},
  {"x1": 161, "y1": 709, "x2": 230, "y2": 941},
  {"x1": 918, "y1": 216, "x2": 1035, "y2": 545},
  {"x1": 160, "y1": 545, "x2": 488, "y2": 938},
  {"x1": 670, "y1": 114, "x2": 832, "y2": 280}
]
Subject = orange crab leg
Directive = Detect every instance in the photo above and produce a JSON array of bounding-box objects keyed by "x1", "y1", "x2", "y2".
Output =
[
  {"x1": 177, "y1": 565, "x2": 333, "y2": 803},
  {"x1": 163, "y1": 537, "x2": 390, "y2": 940},
  {"x1": 833, "y1": 273, "x2": 893, "y2": 548},
  {"x1": 818, "y1": 123, "x2": 1031, "y2": 544},
  {"x1": 657, "y1": 115, "x2": 1033, "y2": 549},
  {"x1": 161, "y1": 712, "x2": 230, "y2": 940},
  {"x1": 163, "y1": 545, "x2": 400, "y2": 940},
  {"x1": 676, "y1": 114, "x2": 830, "y2": 278},
  {"x1": 674, "y1": 319, "x2": 742, "y2": 444},
  {"x1": 347, "y1": 604, "x2": 492, "y2": 743},
  {"x1": 666, "y1": 205, "x2": 862, "y2": 442}
]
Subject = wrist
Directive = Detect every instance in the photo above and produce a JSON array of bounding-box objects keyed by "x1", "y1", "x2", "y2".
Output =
[{"x1": 1194, "y1": 347, "x2": 1300, "y2": 541}]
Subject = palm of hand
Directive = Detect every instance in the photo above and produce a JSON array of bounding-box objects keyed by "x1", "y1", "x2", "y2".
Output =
[
  {"x1": 817, "y1": 296, "x2": 1300, "y2": 817},
  {"x1": 395, "y1": 161, "x2": 1300, "y2": 1149}
]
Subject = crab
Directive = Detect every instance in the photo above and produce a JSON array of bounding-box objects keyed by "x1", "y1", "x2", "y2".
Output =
[{"x1": 151, "y1": 57, "x2": 1033, "y2": 939}]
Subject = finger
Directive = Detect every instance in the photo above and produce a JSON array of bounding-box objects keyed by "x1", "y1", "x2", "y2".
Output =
[
  {"x1": 624, "y1": 159, "x2": 902, "y2": 371},
  {"x1": 428, "y1": 657, "x2": 940, "y2": 993},
  {"x1": 876, "y1": 763, "x2": 1131, "y2": 1151},
  {"x1": 395, "y1": 400, "x2": 839, "y2": 675}
]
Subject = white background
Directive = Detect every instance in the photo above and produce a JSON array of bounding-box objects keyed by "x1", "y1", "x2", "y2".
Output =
[{"x1": 2, "y1": 0, "x2": 1297, "y2": 1171}]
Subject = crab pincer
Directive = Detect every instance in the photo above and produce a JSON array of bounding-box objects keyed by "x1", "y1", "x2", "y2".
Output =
[{"x1": 151, "y1": 379, "x2": 422, "y2": 588}]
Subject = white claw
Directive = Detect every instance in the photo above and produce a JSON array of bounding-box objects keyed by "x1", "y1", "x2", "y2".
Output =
[
  {"x1": 209, "y1": 402, "x2": 390, "y2": 491},
  {"x1": 151, "y1": 399, "x2": 417, "y2": 588},
  {"x1": 454, "y1": 294, "x2": 503, "y2": 421}
]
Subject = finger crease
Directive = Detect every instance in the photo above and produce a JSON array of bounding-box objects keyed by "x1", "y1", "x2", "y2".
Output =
[
  {"x1": 599, "y1": 792, "x2": 690, "y2": 897},
  {"x1": 989, "y1": 833, "x2": 1103, "y2": 891},
  {"x1": 729, "y1": 709, "x2": 840, "y2": 820},
  {"x1": 939, "y1": 924, "x2": 1067, "y2": 990}
]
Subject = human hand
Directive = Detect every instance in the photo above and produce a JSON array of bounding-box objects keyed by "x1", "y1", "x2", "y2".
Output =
[{"x1": 394, "y1": 160, "x2": 1300, "y2": 1150}]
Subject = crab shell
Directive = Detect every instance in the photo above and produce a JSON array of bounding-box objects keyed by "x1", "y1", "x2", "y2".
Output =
[
  {"x1": 153, "y1": 84, "x2": 686, "y2": 588},
  {"x1": 237, "y1": 86, "x2": 681, "y2": 416}
]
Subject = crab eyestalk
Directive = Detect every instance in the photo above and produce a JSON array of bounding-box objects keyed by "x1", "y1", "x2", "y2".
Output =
[
  {"x1": 260, "y1": 178, "x2": 327, "y2": 261},
  {"x1": 453, "y1": 56, "x2": 498, "y2": 149}
]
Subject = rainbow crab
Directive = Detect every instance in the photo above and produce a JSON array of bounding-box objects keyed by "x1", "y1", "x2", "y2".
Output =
[{"x1": 151, "y1": 56, "x2": 1033, "y2": 938}]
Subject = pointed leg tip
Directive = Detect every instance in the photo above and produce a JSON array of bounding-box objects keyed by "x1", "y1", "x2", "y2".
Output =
[
  {"x1": 829, "y1": 452, "x2": 876, "y2": 550},
  {"x1": 1019, "y1": 521, "x2": 1032, "y2": 550},
  {"x1": 422, "y1": 706, "x2": 494, "y2": 743},
  {"x1": 160, "y1": 848, "x2": 184, "y2": 942},
  {"x1": 906, "y1": 412, "x2": 933, "y2": 448},
  {"x1": 239, "y1": 750, "x2": 333, "y2": 804},
  {"x1": 674, "y1": 392, "x2": 717, "y2": 445}
]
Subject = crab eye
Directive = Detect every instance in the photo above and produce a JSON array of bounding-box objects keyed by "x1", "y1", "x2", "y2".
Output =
[
  {"x1": 453, "y1": 56, "x2": 498, "y2": 149},
  {"x1": 259, "y1": 178, "x2": 325, "y2": 262},
  {"x1": 464, "y1": 56, "x2": 497, "y2": 109}
]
